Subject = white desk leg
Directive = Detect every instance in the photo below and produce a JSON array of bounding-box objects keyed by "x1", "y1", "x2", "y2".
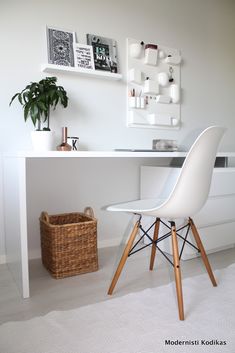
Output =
[
  {"x1": 18, "y1": 157, "x2": 29, "y2": 298},
  {"x1": 3, "y1": 157, "x2": 29, "y2": 298}
]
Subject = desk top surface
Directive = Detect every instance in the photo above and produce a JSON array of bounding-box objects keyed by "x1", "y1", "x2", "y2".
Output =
[{"x1": 3, "y1": 151, "x2": 235, "y2": 158}]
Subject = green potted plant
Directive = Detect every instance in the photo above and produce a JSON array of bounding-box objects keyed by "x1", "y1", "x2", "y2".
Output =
[{"x1": 10, "y1": 76, "x2": 68, "y2": 150}]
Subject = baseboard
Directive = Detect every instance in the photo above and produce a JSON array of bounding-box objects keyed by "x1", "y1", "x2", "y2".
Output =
[
  {"x1": 0, "y1": 254, "x2": 6, "y2": 264},
  {"x1": 4, "y1": 242, "x2": 235, "y2": 263},
  {"x1": 179, "y1": 244, "x2": 235, "y2": 261},
  {"x1": 28, "y1": 249, "x2": 41, "y2": 260}
]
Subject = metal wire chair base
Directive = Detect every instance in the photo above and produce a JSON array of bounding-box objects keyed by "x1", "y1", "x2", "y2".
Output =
[{"x1": 128, "y1": 217, "x2": 200, "y2": 267}]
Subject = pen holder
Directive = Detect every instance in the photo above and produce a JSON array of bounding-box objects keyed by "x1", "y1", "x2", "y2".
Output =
[
  {"x1": 129, "y1": 96, "x2": 136, "y2": 108},
  {"x1": 136, "y1": 97, "x2": 141, "y2": 109},
  {"x1": 129, "y1": 96, "x2": 145, "y2": 109},
  {"x1": 140, "y1": 96, "x2": 145, "y2": 109}
]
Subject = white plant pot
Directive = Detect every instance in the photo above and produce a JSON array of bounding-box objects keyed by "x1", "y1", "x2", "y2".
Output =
[{"x1": 31, "y1": 131, "x2": 55, "y2": 151}]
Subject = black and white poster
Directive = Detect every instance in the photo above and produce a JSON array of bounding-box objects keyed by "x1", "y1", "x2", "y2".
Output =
[
  {"x1": 47, "y1": 27, "x2": 76, "y2": 66},
  {"x1": 86, "y1": 34, "x2": 118, "y2": 73},
  {"x1": 73, "y1": 43, "x2": 95, "y2": 70}
]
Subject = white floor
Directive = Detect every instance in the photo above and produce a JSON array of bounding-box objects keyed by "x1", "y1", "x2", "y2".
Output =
[{"x1": 0, "y1": 246, "x2": 235, "y2": 325}]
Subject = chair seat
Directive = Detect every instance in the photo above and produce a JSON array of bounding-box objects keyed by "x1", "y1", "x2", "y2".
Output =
[
  {"x1": 107, "y1": 198, "x2": 166, "y2": 214},
  {"x1": 107, "y1": 197, "x2": 194, "y2": 218}
]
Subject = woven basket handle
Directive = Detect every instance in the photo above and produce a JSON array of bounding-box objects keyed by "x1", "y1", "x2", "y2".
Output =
[
  {"x1": 84, "y1": 207, "x2": 94, "y2": 218},
  {"x1": 41, "y1": 211, "x2": 49, "y2": 223}
]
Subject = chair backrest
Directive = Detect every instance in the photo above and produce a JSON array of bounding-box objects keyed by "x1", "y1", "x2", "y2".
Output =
[{"x1": 159, "y1": 126, "x2": 226, "y2": 218}]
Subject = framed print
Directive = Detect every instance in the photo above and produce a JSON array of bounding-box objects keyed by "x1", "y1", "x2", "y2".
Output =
[
  {"x1": 73, "y1": 43, "x2": 95, "y2": 70},
  {"x1": 86, "y1": 34, "x2": 118, "y2": 73},
  {"x1": 47, "y1": 26, "x2": 76, "y2": 66}
]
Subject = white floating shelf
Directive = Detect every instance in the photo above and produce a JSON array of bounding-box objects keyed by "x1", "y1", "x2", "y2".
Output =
[
  {"x1": 127, "y1": 111, "x2": 180, "y2": 130},
  {"x1": 127, "y1": 122, "x2": 180, "y2": 130},
  {"x1": 41, "y1": 64, "x2": 122, "y2": 80}
]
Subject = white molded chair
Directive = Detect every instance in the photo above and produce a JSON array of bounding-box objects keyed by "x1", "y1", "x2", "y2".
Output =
[{"x1": 106, "y1": 126, "x2": 226, "y2": 320}]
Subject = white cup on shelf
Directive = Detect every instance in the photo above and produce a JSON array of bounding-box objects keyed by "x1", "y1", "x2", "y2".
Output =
[{"x1": 129, "y1": 96, "x2": 136, "y2": 108}]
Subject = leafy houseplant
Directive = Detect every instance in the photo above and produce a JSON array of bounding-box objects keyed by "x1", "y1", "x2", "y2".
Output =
[{"x1": 10, "y1": 76, "x2": 68, "y2": 131}]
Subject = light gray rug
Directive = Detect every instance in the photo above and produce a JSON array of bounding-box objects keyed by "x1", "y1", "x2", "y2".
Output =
[{"x1": 1, "y1": 264, "x2": 235, "y2": 353}]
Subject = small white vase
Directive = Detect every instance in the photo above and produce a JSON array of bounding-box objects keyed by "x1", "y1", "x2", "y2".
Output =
[{"x1": 31, "y1": 131, "x2": 55, "y2": 151}]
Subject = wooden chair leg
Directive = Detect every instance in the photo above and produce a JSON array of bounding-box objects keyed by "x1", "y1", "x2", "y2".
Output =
[
  {"x1": 108, "y1": 220, "x2": 140, "y2": 295},
  {"x1": 171, "y1": 221, "x2": 184, "y2": 321},
  {"x1": 149, "y1": 218, "x2": 160, "y2": 270},
  {"x1": 189, "y1": 218, "x2": 217, "y2": 287}
]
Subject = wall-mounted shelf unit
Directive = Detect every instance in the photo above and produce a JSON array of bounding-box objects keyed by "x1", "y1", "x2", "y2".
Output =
[
  {"x1": 41, "y1": 64, "x2": 122, "y2": 80},
  {"x1": 127, "y1": 38, "x2": 182, "y2": 130}
]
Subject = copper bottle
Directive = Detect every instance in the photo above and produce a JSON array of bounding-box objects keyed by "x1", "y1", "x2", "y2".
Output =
[{"x1": 57, "y1": 127, "x2": 72, "y2": 151}]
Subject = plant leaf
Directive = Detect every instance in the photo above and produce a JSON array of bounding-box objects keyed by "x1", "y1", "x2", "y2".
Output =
[
  {"x1": 24, "y1": 103, "x2": 30, "y2": 122},
  {"x1": 18, "y1": 94, "x2": 23, "y2": 105},
  {"x1": 37, "y1": 101, "x2": 47, "y2": 111},
  {"x1": 9, "y1": 93, "x2": 19, "y2": 106}
]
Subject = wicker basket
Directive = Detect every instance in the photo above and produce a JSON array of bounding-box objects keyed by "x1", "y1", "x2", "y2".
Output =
[{"x1": 40, "y1": 207, "x2": 98, "y2": 279}]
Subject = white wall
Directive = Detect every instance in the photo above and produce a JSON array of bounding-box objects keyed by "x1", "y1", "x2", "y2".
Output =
[{"x1": 1, "y1": 0, "x2": 235, "y2": 260}]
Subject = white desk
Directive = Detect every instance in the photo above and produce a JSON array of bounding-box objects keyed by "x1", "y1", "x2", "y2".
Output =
[{"x1": 3, "y1": 151, "x2": 234, "y2": 298}]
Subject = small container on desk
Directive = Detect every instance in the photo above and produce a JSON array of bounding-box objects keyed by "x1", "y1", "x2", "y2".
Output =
[
  {"x1": 57, "y1": 127, "x2": 72, "y2": 151},
  {"x1": 67, "y1": 136, "x2": 79, "y2": 150}
]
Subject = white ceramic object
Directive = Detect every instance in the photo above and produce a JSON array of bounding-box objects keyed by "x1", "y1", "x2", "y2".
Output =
[
  {"x1": 165, "y1": 54, "x2": 182, "y2": 65},
  {"x1": 129, "y1": 97, "x2": 136, "y2": 108},
  {"x1": 136, "y1": 97, "x2": 141, "y2": 109},
  {"x1": 140, "y1": 96, "x2": 145, "y2": 109},
  {"x1": 158, "y1": 72, "x2": 169, "y2": 86},
  {"x1": 129, "y1": 43, "x2": 143, "y2": 58},
  {"x1": 31, "y1": 131, "x2": 55, "y2": 151},
  {"x1": 170, "y1": 84, "x2": 180, "y2": 103}
]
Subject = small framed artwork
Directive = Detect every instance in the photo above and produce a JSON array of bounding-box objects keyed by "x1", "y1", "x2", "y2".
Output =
[
  {"x1": 86, "y1": 34, "x2": 118, "y2": 73},
  {"x1": 47, "y1": 26, "x2": 76, "y2": 66},
  {"x1": 73, "y1": 43, "x2": 95, "y2": 70}
]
